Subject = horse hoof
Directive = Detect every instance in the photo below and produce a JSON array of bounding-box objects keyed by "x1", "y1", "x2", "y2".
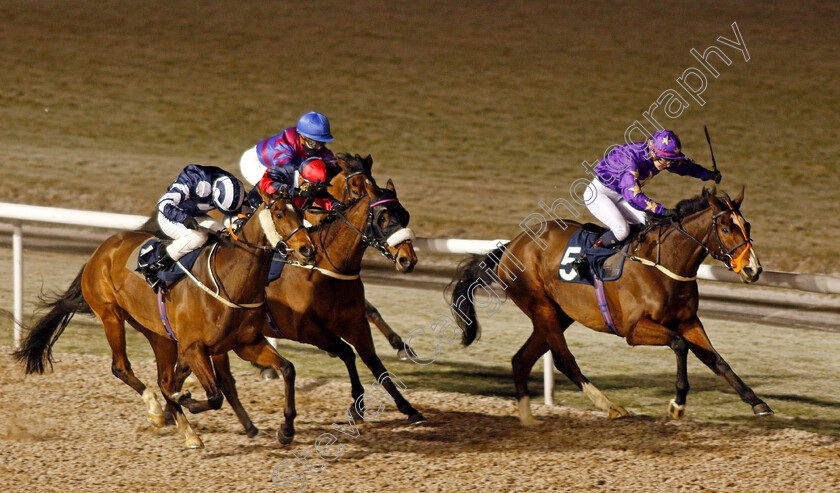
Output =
[
  {"x1": 349, "y1": 406, "x2": 365, "y2": 423},
  {"x1": 397, "y1": 349, "x2": 409, "y2": 361},
  {"x1": 668, "y1": 399, "x2": 685, "y2": 420},
  {"x1": 260, "y1": 368, "x2": 279, "y2": 381},
  {"x1": 609, "y1": 405, "x2": 631, "y2": 420},
  {"x1": 753, "y1": 402, "x2": 774, "y2": 416},
  {"x1": 519, "y1": 417, "x2": 541, "y2": 427},
  {"x1": 148, "y1": 413, "x2": 166, "y2": 428},
  {"x1": 408, "y1": 413, "x2": 426, "y2": 424},
  {"x1": 245, "y1": 426, "x2": 259, "y2": 438},
  {"x1": 277, "y1": 429, "x2": 295, "y2": 445},
  {"x1": 164, "y1": 410, "x2": 176, "y2": 426},
  {"x1": 184, "y1": 437, "x2": 204, "y2": 449}
]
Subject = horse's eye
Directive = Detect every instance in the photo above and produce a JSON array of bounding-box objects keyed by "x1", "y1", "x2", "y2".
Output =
[
  {"x1": 275, "y1": 212, "x2": 284, "y2": 219},
  {"x1": 353, "y1": 190, "x2": 361, "y2": 197},
  {"x1": 379, "y1": 214, "x2": 388, "y2": 227},
  {"x1": 721, "y1": 227, "x2": 729, "y2": 234}
]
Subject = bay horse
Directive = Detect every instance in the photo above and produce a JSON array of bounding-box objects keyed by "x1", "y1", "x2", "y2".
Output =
[
  {"x1": 13, "y1": 188, "x2": 316, "y2": 448},
  {"x1": 450, "y1": 188, "x2": 773, "y2": 425},
  {"x1": 177, "y1": 153, "x2": 425, "y2": 433}
]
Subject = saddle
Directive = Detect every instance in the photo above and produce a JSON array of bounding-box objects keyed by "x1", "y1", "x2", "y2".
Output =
[
  {"x1": 557, "y1": 223, "x2": 640, "y2": 285},
  {"x1": 131, "y1": 239, "x2": 204, "y2": 287}
]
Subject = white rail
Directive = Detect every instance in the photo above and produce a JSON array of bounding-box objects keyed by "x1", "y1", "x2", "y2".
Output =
[{"x1": 3, "y1": 202, "x2": 840, "y2": 408}]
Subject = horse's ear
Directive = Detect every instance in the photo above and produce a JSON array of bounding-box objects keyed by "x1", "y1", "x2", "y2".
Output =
[
  {"x1": 733, "y1": 186, "x2": 745, "y2": 207},
  {"x1": 363, "y1": 154, "x2": 373, "y2": 174},
  {"x1": 707, "y1": 193, "x2": 723, "y2": 209},
  {"x1": 257, "y1": 187, "x2": 271, "y2": 204},
  {"x1": 335, "y1": 155, "x2": 351, "y2": 173},
  {"x1": 386, "y1": 178, "x2": 396, "y2": 192}
]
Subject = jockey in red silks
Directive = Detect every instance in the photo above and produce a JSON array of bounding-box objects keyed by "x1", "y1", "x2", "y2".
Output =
[
  {"x1": 256, "y1": 156, "x2": 341, "y2": 211},
  {"x1": 239, "y1": 111, "x2": 337, "y2": 187}
]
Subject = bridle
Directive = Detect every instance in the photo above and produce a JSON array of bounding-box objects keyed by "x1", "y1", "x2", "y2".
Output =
[
  {"x1": 660, "y1": 200, "x2": 753, "y2": 273},
  {"x1": 223, "y1": 194, "x2": 308, "y2": 256}
]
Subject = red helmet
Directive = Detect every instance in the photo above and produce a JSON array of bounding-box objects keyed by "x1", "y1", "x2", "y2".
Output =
[{"x1": 299, "y1": 157, "x2": 327, "y2": 183}]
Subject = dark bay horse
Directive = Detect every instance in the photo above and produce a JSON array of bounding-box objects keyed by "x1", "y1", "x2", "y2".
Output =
[
  {"x1": 13, "y1": 188, "x2": 316, "y2": 448},
  {"x1": 179, "y1": 153, "x2": 425, "y2": 433},
  {"x1": 450, "y1": 188, "x2": 772, "y2": 425}
]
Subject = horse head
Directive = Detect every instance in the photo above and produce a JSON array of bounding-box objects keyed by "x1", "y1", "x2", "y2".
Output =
[
  {"x1": 706, "y1": 188, "x2": 762, "y2": 283},
  {"x1": 332, "y1": 153, "x2": 417, "y2": 273},
  {"x1": 255, "y1": 187, "x2": 317, "y2": 264}
]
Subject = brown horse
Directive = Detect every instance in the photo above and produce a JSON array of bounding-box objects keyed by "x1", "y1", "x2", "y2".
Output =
[
  {"x1": 13, "y1": 188, "x2": 316, "y2": 448},
  {"x1": 450, "y1": 188, "x2": 772, "y2": 425},
  {"x1": 178, "y1": 153, "x2": 425, "y2": 432}
]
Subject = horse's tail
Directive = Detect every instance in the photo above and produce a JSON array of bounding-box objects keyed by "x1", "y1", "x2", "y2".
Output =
[
  {"x1": 12, "y1": 265, "x2": 89, "y2": 374},
  {"x1": 449, "y1": 244, "x2": 507, "y2": 347}
]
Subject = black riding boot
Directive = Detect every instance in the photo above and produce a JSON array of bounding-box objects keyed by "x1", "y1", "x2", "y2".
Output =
[
  {"x1": 144, "y1": 250, "x2": 175, "y2": 291},
  {"x1": 570, "y1": 238, "x2": 605, "y2": 277}
]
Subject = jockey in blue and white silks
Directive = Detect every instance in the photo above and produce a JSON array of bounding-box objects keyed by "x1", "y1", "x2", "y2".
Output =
[
  {"x1": 152, "y1": 165, "x2": 245, "y2": 275},
  {"x1": 582, "y1": 130, "x2": 721, "y2": 249},
  {"x1": 239, "y1": 111, "x2": 336, "y2": 187}
]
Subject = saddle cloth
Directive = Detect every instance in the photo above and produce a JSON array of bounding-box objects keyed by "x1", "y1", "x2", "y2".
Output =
[
  {"x1": 557, "y1": 223, "x2": 638, "y2": 285},
  {"x1": 127, "y1": 239, "x2": 203, "y2": 286}
]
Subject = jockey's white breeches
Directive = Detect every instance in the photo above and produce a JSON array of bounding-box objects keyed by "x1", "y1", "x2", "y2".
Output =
[
  {"x1": 240, "y1": 146, "x2": 268, "y2": 187},
  {"x1": 158, "y1": 213, "x2": 224, "y2": 261},
  {"x1": 582, "y1": 178, "x2": 647, "y2": 241}
]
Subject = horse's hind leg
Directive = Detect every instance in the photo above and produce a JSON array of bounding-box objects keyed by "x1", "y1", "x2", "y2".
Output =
[
  {"x1": 512, "y1": 331, "x2": 550, "y2": 426},
  {"x1": 99, "y1": 310, "x2": 165, "y2": 427},
  {"x1": 234, "y1": 338, "x2": 296, "y2": 444},
  {"x1": 212, "y1": 352, "x2": 259, "y2": 438},
  {"x1": 146, "y1": 333, "x2": 203, "y2": 449},
  {"x1": 533, "y1": 302, "x2": 629, "y2": 419},
  {"x1": 679, "y1": 317, "x2": 773, "y2": 416}
]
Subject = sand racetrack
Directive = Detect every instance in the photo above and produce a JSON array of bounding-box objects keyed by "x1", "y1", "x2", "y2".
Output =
[{"x1": 2, "y1": 350, "x2": 839, "y2": 492}]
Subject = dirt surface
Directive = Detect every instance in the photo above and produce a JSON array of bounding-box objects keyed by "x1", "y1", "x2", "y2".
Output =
[{"x1": 2, "y1": 349, "x2": 839, "y2": 492}]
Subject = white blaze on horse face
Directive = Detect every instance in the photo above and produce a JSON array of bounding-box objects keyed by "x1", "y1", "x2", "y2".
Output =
[
  {"x1": 386, "y1": 228, "x2": 416, "y2": 247},
  {"x1": 258, "y1": 208, "x2": 284, "y2": 249}
]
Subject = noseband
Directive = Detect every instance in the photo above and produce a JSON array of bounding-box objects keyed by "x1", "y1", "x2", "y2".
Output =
[{"x1": 669, "y1": 201, "x2": 752, "y2": 273}]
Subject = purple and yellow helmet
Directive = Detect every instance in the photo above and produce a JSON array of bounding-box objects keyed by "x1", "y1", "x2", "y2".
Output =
[{"x1": 648, "y1": 130, "x2": 687, "y2": 160}]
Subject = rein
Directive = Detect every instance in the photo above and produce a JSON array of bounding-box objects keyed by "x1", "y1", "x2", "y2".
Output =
[{"x1": 625, "y1": 202, "x2": 751, "y2": 281}]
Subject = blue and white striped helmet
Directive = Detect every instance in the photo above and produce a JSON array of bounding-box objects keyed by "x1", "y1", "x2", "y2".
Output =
[{"x1": 212, "y1": 176, "x2": 245, "y2": 214}]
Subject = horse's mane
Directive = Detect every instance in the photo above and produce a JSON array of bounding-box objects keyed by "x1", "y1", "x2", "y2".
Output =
[{"x1": 641, "y1": 187, "x2": 735, "y2": 234}]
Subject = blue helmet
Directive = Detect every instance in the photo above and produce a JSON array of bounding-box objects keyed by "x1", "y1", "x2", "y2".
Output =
[{"x1": 296, "y1": 111, "x2": 334, "y2": 142}]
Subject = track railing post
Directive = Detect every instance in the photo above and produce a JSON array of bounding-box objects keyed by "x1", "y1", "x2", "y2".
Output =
[
  {"x1": 13, "y1": 221, "x2": 23, "y2": 349},
  {"x1": 543, "y1": 351, "x2": 554, "y2": 406}
]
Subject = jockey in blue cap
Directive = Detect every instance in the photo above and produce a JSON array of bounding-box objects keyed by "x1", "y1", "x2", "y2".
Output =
[
  {"x1": 143, "y1": 164, "x2": 246, "y2": 289},
  {"x1": 239, "y1": 111, "x2": 336, "y2": 187},
  {"x1": 572, "y1": 130, "x2": 721, "y2": 274}
]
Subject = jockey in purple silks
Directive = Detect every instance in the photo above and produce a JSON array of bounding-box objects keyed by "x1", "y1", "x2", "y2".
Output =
[
  {"x1": 571, "y1": 130, "x2": 721, "y2": 274},
  {"x1": 239, "y1": 111, "x2": 336, "y2": 187}
]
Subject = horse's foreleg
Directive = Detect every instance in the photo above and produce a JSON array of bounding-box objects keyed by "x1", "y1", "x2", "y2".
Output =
[
  {"x1": 177, "y1": 343, "x2": 224, "y2": 414},
  {"x1": 626, "y1": 317, "x2": 690, "y2": 419},
  {"x1": 212, "y1": 352, "x2": 258, "y2": 438},
  {"x1": 347, "y1": 324, "x2": 424, "y2": 423},
  {"x1": 233, "y1": 338, "x2": 296, "y2": 444},
  {"x1": 365, "y1": 299, "x2": 412, "y2": 360},
  {"x1": 302, "y1": 327, "x2": 366, "y2": 421},
  {"x1": 679, "y1": 317, "x2": 773, "y2": 416},
  {"x1": 512, "y1": 331, "x2": 550, "y2": 426}
]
